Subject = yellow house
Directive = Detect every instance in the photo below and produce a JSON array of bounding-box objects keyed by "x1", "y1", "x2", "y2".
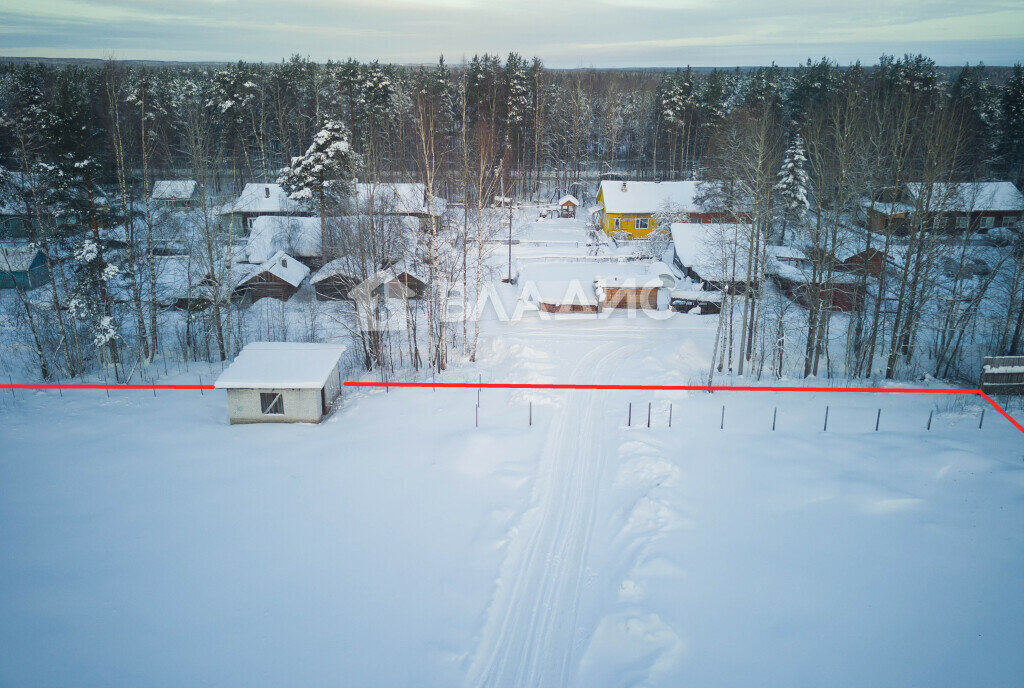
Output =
[{"x1": 596, "y1": 180, "x2": 709, "y2": 239}]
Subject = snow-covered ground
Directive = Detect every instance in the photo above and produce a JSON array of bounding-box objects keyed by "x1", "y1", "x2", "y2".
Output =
[{"x1": 2, "y1": 211, "x2": 1024, "y2": 687}]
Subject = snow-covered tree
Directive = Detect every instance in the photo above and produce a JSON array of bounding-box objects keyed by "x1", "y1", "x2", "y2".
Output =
[
  {"x1": 775, "y1": 134, "x2": 810, "y2": 236},
  {"x1": 278, "y1": 119, "x2": 360, "y2": 258}
]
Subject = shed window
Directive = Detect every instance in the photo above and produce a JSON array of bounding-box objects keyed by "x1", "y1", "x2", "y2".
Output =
[
  {"x1": 636, "y1": 217, "x2": 650, "y2": 230},
  {"x1": 981, "y1": 216, "x2": 995, "y2": 229},
  {"x1": 956, "y1": 216, "x2": 968, "y2": 230},
  {"x1": 260, "y1": 392, "x2": 284, "y2": 415}
]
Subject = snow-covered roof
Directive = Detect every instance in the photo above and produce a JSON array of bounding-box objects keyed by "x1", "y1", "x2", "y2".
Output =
[
  {"x1": 671, "y1": 222, "x2": 750, "y2": 281},
  {"x1": 558, "y1": 194, "x2": 580, "y2": 206},
  {"x1": 310, "y1": 256, "x2": 363, "y2": 285},
  {"x1": 519, "y1": 260, "x2": 664, "y2": 305},
  {"x1": 246, "y1": 216, "x2": 323, "y2": 263},
  {"x1": 220, "y1": 183, "x2": 307, "y2": 215},
  {"x1": 904, "y1": 182, "x2": 1024, "y2": 212},
  {"x1": 240, "y1": 251, "x2": 309, "y2": 288},
  {"x1": 356, "y1": 182, "x2": 444, "y2": 216},
  {"x1": 151, "y1": 180, "x2": 197, "y2": 202},
  {"x1": 0, "y1": 245, "x2": 44, "y2": 272},
  {"x1": 766, "y1": 244, "x2": 807, "y2": 261},
  {"x1": 861, "y1": 198, "x2": 915, "y2": 215},
  {"x1": 214, "y1": 342, "x2": 347, "y2": 389},
  {"x1": 670, "y1": 288, "x2": 724, "y2": 302},
  {"x1": 598, "y1": 180, "x2": 703, "y2": 214}
]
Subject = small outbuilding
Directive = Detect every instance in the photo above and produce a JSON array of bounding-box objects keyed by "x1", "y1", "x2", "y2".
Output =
[
  {"x1": 234, "y1": 251, "x2": 309, "y2": 302},
  {"x1": 0, "y1": 246, "x2": 49, "y2": 290},
  {"x1": 311, "y1": 257, "x2": 363, "y2": 301},
  {"x1": 151, "y1": 180, "x2": 198, "y2": 208},
  {"x1": 558, "y1": 194, "x2": 580, "y2": 218},
  {"x1": 215, "y1": 342, "x2": 347, "y2": 424}
]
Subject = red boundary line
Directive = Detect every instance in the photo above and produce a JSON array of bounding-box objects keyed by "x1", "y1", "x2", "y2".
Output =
[{"x1": 2, "y1": 382, "x2": 1021, "y2": 434}]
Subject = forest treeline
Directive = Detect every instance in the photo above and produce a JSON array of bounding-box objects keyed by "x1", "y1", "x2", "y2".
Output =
[{"x1": 0, "y1": 53, "x2": 1023, "y2": 384}]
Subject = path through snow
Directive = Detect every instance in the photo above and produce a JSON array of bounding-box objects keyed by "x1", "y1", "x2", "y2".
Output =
[{"x1": 466, "y1": 339, "x2": 638, "y2": 688}]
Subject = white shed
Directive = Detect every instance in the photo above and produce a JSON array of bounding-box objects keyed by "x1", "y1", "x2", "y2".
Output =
[{"x1": 214, "y1": 342, "x2": 346, "y2": 424}]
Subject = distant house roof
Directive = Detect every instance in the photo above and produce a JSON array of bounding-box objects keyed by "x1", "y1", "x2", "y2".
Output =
[
  {"x1": 310, "y1": 256, "x2": 365, "y2": 285},
  {"x1": 904, "y1": 182, "x2": 1024, "y2": 212},
  {"x1": 356, "y1": 182, "x2": 445, "y2": 216},
  {"x1": 766, "y1": 244, "x2": 807, "y2": 262},
  {"x1": 558, "y1": 194, "x2": 580, "y2": 207},
  {"x1": 214, "y1": 342, "x2": 347, "y2": 389},
  {"x1": 598, "y1": 180, "x2": 703, "y2": 214},
  {"x1": 246, "y1": 216, "x2": 323, "y2": 263},
  {"x1": 151, "y1": 180, "x2": 197, "y2": 202},
  {"x1": 0, "y1": 245, "x2": 44, "y2": 272},
  {"x1": 220, "y1": 183, "x2": 307, "y2": 215},
  {"x1": 518, "y1": 260, "x2": 663, "y2": 305},
  {"x1": 671, "y1": 222, "x2": 751, "y2": 281},
  {"x1": 240, "y1": 251, "x2": 309, "y2": 288}
]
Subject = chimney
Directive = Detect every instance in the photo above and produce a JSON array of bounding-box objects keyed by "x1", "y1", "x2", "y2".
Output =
[
  {"x1": 281, "y1": 258, "x2": 288, "y2": 267},
  {"x1": 621, "y1": 181, "x2": 627, "y2": 192},
  {"x1": 264, "y1": 186, "x2": 271, "y2": 198}
]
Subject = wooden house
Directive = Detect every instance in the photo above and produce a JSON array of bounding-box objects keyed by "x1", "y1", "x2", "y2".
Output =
[
  {"x1": 311, "y1": 258, "x2": 362, "y2": 302},
  {"x1": 906, "y1": 182, "x2": 1023, "y2": 234},
  {"x1": 214, "y1": 342, "x2": 347, "y2": 424},
  {"x1": 558, "y1": 194, "x2": 579, "y2": 218},
  {"x1": 536, "y1": 281, "x2": 600, "y2": 314},
  {"x1": 150, "y1": 180, "x2": 198, "y2": 209},
  {"x1": 234, "y1": 251, "x2": 309, "y2": 302},
  {"x1": 356, "y1": 182, "x2": 446, "y2": 219},
  {"x1": 596, "y1": 180, "x2": 732, "y2": 239},
  {"x1": 383, "y1": 261, "x2": 427, "y2": 299},
  {"x1": 670, "y1": 222, "x2": 758, "y2": 294},
  {"x1": 0, "y1": 246, "x2": 49, "y2": 290},
  {"x1": 866, "y1": 182, "x2": 1023, "y2": 235},
  {"x1": 840, "y1": 248, "x2": 887, "y2": 278},
  {"x1": 217, "y1": 183, "x2": 311, "y2": 236}
]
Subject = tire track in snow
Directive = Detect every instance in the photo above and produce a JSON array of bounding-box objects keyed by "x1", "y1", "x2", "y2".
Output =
[{"x1": 466, "y1": 340, "x2": 636, "y2": 688}]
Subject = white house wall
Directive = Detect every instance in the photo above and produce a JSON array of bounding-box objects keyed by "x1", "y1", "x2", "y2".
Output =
[{"x1": 225, "y1": 387, "x2": 325, "y2": 424}]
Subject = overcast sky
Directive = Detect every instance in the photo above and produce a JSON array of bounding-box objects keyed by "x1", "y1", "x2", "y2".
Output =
[{"x1": 2, "y1": 0, "x2": 1022, "y2": 67}]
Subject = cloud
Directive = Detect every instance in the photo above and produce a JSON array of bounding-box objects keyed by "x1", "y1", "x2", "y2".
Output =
[{"x1": 0, "y1": 0, "x2": 1021, "y2": 66}]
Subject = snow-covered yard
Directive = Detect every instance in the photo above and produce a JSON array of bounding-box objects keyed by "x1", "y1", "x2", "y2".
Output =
[{"x1": 2, "y1": 310, "x2": 1023, "y2": 687}]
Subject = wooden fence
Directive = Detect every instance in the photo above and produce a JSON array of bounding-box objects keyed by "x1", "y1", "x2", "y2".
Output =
[{"x1": 981, "y1": 356, "x2": 1024, "y2": 395}]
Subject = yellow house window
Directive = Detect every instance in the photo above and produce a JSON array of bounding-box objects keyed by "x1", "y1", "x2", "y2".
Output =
[
  {"x1": 613, "y1": 217, "x2": 621, "y2": 231},
  {"x1": 636, "y1": 217, "x2": 650, "y2": 230}
]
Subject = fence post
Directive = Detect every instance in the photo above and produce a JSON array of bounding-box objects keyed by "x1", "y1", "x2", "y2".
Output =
[
  {"x1": 875, "y1": 408, "x2": 880, "y2": 432},
  {"x1": 668, "y1": 403, "x2": 673, "y2": 428},
  {"x1": 529, "y1": 401, "x2": 532, "y2": 427},
  {"x1": 926, "y1": 409, "x2": 933, "y2": 431},
  {"x1": 475, "y1": 403, "x2": 478, "y2": 428},
  {"x1": 199, "y1": 374, "x2": 204, "y2": 396},
  {"x1": 628, "y1": 402, "x2": 632, "y2": 427},
  {"x1": 823, "y1": 406, "x2": 829, "y2": 432},
  {"x1": 720, "y1": 405, "x2": 725, "y2": 430},
  {"x1": 979, "y1": 408, "x2": 985, "y2": 429},
  {"x1": 647, "y1": 402, "x2": 651, "y2": 428},
  {"x1": 772, "y1": 407, "x2": 777, "y2": 431}
]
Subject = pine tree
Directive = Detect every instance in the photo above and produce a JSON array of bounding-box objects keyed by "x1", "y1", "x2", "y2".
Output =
[
  {"x1": 278, "y1": 119, "x2": 360, "y2": 258},
  {"x1": 997, "y1": 64, "x2": 1024, "y2": 188},
  {"x1": 774, "y1": 135, "x2": 809, "y2": 242}
]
